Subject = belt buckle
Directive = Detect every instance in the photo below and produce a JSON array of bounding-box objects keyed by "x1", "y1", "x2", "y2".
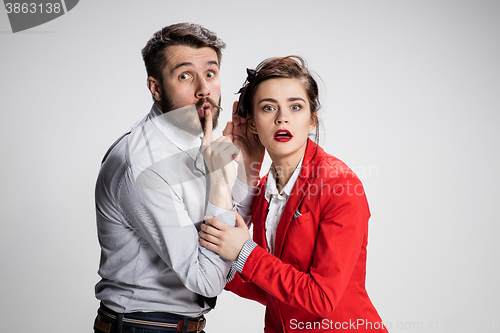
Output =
[{"x1": 196, "y1": 317, "x2": 206, "y2": 332}]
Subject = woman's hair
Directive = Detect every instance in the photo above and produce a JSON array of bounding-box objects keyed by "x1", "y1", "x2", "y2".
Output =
[{"x1": 237, "y1": 56, "x2": 321, "y2": 143}]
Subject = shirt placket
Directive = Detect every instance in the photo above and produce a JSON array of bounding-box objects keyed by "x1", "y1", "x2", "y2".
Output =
[{"x1": 266, "y1": 194, "x2": 284, "y2": 255}]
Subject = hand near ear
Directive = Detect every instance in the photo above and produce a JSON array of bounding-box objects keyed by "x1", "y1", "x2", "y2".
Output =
[
  {"x1": 200, "y1": 109, "x2": 239, "y2": 210},
  {"x1": 222, "y1": 101, "x2": 265, "y2": 187},
  {"x1": 199, "y1": 211, "x2": 251, "y2": 262}
]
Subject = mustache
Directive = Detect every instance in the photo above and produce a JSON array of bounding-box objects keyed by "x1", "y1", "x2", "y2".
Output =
[{"x1": 195, "y1": 97, "x2": 222, "y2": 113}]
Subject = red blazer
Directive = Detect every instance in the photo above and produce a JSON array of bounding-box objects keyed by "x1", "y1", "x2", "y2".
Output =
[{"x1": 226, "y1": 140, "x2": 388, "y2": 332}]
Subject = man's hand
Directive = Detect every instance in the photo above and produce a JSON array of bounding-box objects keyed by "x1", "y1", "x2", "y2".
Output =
[
  {"x1": 222, "y1": 101, "x2": 265, "y2": 187},
  {"x1": 200, "y1": 109, "x2": 239, "y2": 210},
  {"x1": 199, "y1": 212, "x2": 251, "y2": 262}
]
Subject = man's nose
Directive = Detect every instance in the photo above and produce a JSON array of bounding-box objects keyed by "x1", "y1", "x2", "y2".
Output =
[{"x1": 195, "y1": 77, "x2": 210, "y2": 98}]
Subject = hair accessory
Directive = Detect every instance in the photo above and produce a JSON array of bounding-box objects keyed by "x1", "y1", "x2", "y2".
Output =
[
  {"x1": 245, "y1": 68, "x2": 257, "y2": 82},
  {"x1": 235, "y1": 68, "x2": 257, "y2": 117}
]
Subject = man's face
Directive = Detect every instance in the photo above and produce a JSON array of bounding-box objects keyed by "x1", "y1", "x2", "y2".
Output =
[{"x1": 159, "y1": 45, "x2": 222, "y2": 134}]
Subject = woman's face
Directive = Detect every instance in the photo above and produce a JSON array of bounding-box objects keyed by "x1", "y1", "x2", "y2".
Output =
[{"x1": 249, "y1": 78, "x2": 316, "y2": 163}]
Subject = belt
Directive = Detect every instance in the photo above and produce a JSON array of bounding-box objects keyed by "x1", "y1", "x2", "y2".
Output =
[{"x1": 97, "y1": 304, "x2": 206, "y2": 333}]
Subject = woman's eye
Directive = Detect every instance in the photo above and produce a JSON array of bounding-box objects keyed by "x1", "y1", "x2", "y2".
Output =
[
  {"x1": 263, "y1": 105, "x2": 276, "y2": 112},
  {"x1": 291, "y1": 104, "x2": 301, "y2": 111}
]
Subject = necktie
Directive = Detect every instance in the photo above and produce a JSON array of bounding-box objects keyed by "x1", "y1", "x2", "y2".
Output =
[{"x1": 196, "y1": 293, "x2": 217, "y2": 309}]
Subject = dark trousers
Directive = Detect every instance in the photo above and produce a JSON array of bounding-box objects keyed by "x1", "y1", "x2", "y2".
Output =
[{"x1": 94, "y1": 303, "x2": 206, "y2": 333}]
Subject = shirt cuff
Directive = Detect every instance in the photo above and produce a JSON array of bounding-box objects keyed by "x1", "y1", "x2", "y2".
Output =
[
  {"x1": 226, "y1": 263, "x2": 237, "y2": 282},
  {"x1": 232, "y1": 177, "x2": 258, "y2": 208},
  {"x1": 235, "y1": 239, "x2": 258, "y2": 273},
  {"x1": 206, "y1": 202, "x2": 236, "y2": 227}
]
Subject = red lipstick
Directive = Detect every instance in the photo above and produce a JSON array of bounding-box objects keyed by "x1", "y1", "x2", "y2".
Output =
[{"x1": 274, "y1": 129, "x2": 293, "y2": 142}]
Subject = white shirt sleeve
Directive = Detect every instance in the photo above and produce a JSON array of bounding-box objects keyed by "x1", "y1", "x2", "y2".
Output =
[
  {"x1": 231, "y1": 177, "x2": 258, "y2": 226},
  {"x1": 120, "y1": 166, "x2": 235, "y2": 298}
]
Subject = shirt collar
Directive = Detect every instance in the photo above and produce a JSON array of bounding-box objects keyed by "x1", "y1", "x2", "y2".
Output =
[
  {"x1": 149, "y1": 103, "x2": 203, "y2": 160},
  {"x1": 265, "y1": 155, "x2": 304, "y2": 202}
]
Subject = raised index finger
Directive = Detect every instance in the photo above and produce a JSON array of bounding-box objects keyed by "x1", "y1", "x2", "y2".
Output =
[{"x1": 203, "y1": 109, "x2": 214, "y2": 144}]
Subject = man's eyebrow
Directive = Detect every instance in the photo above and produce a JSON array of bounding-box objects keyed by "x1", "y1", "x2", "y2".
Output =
[
  {"x1": 171, "y1": 62, "x2": 192, "y2": 73},
  {"x1": 206, "y1": 60, "x2": 219, "y2": 68},
  {"x1": 171, "y1": 60, "x2": 219, "y2": 73}
]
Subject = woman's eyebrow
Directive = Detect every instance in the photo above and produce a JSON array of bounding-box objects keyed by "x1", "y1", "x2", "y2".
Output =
[{"x1": 258, "y1": 98, "x2": 278, "y2": 103}]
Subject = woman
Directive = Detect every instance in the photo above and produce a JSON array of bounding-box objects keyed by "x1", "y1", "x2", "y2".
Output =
[{"x1": 199, "y1": 56, "x2": 388, "y2": 332}]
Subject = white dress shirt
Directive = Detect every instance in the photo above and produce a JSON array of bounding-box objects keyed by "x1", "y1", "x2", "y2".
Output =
[
  {"x1": 95, "y1": 104, "x2": 250, "y2": 317},
  {"x1": 263, "y1": 158, "x2": 303, "y2": 255},
  {"x1": 233, "y1": 157, "x2": 304, "y2": 274}
]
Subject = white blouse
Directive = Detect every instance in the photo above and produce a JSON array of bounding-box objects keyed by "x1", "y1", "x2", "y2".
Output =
[{"x1": 264, "y1": 157, "x2": 304, "y2": 255}]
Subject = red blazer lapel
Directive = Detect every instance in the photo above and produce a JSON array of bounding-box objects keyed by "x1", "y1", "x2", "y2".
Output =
[
  {"x1": 274, "y1": 178, "x2": 310, "y2": 258},
  {"x1": 251, "y1": 174, "x2": 269, "y2": 249},
  {"x1": 274, "y1": 139, "x2": 320, "y2": 258}
]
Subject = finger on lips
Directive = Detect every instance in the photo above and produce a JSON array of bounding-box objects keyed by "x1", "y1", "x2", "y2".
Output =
[{"x1": 203, "y1": 109, "x2": 214, "y2": 142}]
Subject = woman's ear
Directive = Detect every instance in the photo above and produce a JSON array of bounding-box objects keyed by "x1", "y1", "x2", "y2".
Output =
[
  {"x1": 309, "y1": 112, "x2": 318, "y2": 132},
  {"x1": 248, "y1": 117, "x2": 259, "y2": 135}
]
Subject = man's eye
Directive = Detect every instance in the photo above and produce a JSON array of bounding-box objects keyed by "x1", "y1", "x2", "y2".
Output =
[
  {"x1": 291, "y1": 104, "x2": 301, "y2": 111},
  {"x1": 206, "y1": 71, "x2": 215, "y2": 78},
  {"x1": 179, "y1": 73, "x2": 191, "y2": 80}
]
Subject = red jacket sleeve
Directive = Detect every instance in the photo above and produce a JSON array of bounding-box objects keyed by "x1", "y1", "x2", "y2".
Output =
[
  {"x1": 225, "y1": 270, "x2": 268, "y2": 306},
  {"x1": 237, "y1": 173, "x2": 370, "y2": 318}
]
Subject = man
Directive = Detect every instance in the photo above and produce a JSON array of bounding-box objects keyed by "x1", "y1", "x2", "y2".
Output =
[{"x1": 93, "y1": 23, "x2": 263, "y2": 333}]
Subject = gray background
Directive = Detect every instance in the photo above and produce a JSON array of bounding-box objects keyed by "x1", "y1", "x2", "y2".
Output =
[{"x1": 1, "y1": 0, "x2": 499, "y2": 332}]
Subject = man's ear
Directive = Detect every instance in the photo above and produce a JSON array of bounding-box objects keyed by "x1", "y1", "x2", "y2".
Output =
[
  {"x1": 248, "y1": 117, "x2": 258, "y2": 135},
  {"x1": 147, "y1": 76, "x2": 161, "y2": 102}
]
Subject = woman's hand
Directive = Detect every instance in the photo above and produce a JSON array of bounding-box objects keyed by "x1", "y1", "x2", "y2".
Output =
[
  {"x1": 222, "y1": 101, "x2": 265, "y2": 187},
  {"x1": 199, "y1": 212, "x2": 251, "y2": 261}
]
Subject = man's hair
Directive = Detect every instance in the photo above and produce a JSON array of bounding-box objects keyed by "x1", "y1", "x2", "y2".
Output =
[{"x1": 141, "y1": 23, "x2": 226, "y2": 81}]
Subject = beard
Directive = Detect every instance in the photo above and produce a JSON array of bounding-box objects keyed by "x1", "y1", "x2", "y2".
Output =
[{"x1": 159, "y1": 87, "x2": 221, "y2": 136}]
